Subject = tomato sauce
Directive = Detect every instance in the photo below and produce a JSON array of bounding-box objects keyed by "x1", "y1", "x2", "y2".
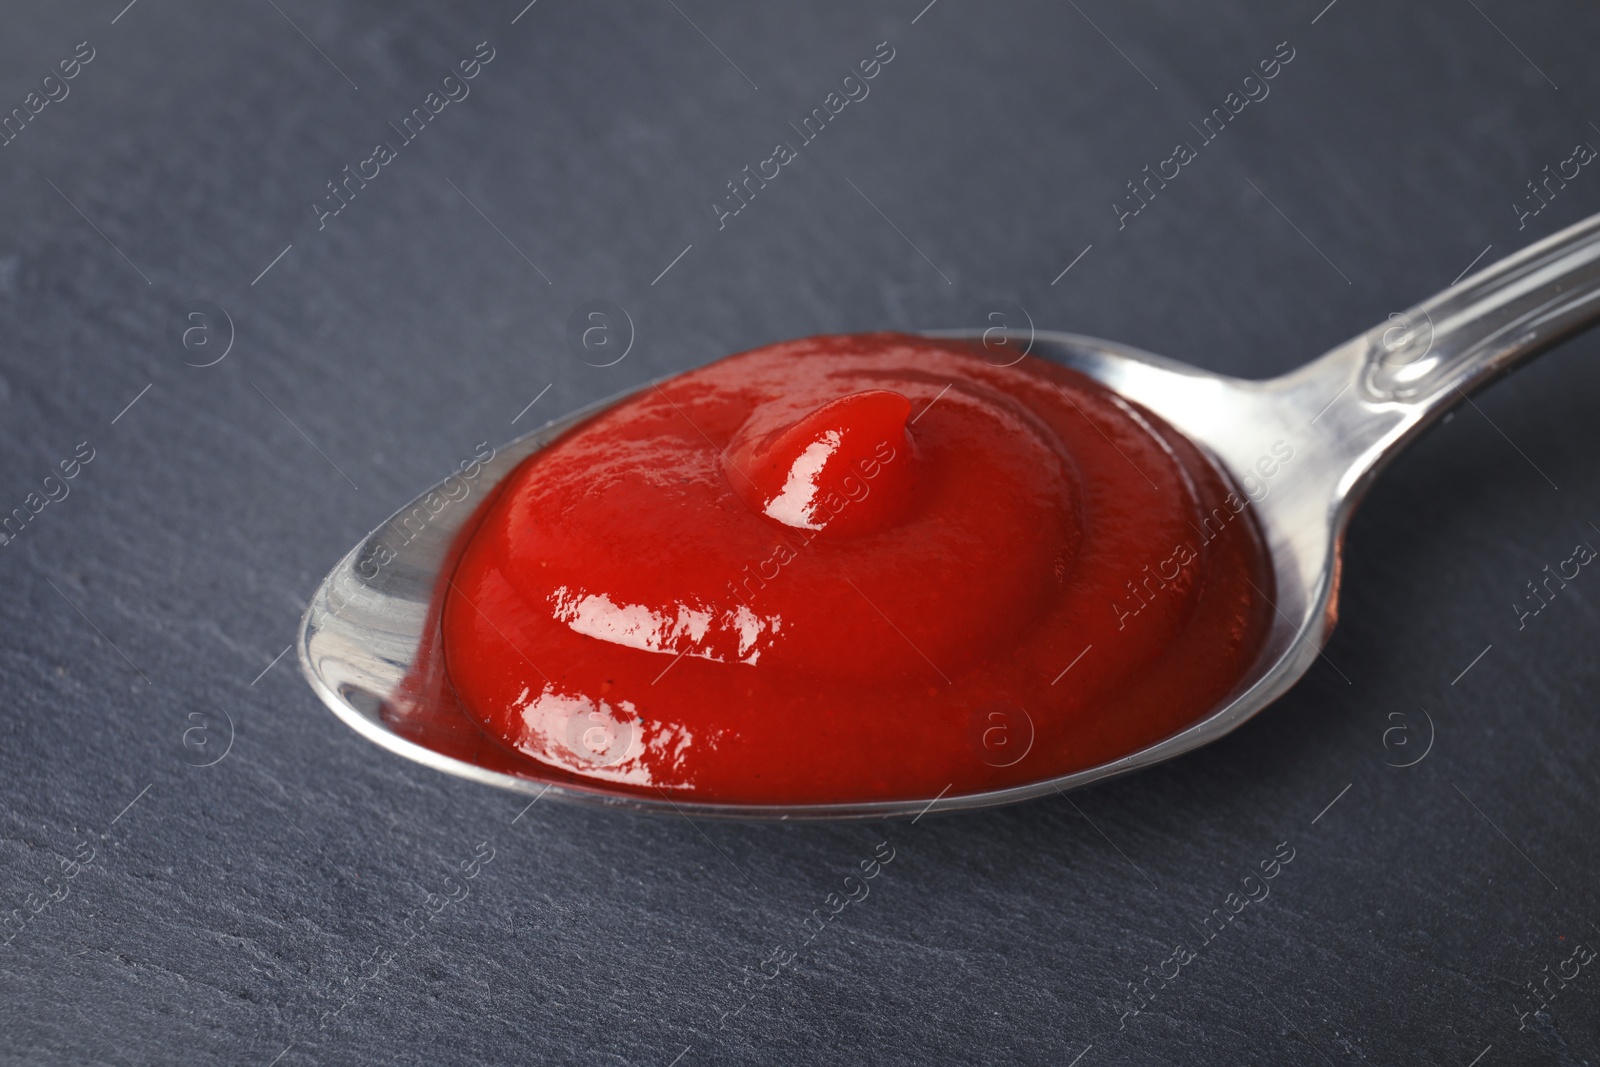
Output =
[{"x1": 438, "y1": 333, "x2": 1273, "y2": 805}]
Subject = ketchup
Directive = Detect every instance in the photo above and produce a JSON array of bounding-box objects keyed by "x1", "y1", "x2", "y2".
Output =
[{"x1": 438, "y1": 333, "x2": 1273, "y2": 804}]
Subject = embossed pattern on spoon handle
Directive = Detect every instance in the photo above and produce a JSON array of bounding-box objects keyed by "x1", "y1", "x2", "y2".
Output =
[
  {"x1": 1292, "y1": 211, "x2": 1600, "y2": 504},
  {"x1": 1365, "y1": 210, "x2": 1600, "y2": 408}
]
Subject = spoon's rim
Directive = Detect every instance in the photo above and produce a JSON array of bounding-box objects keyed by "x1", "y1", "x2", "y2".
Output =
[{"x1": 297, "y1": 329, "x2": 1335, "y2": 820}]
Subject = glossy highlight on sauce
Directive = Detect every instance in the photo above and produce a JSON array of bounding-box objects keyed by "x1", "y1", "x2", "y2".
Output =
[{"x1": 440, "y1": 333, "x2": 1274, "y2": 805}]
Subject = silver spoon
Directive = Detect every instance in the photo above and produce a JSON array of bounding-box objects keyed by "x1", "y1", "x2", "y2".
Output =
[{"x1": 298, "y1": 212, "x2": 1600, "y2": 819}]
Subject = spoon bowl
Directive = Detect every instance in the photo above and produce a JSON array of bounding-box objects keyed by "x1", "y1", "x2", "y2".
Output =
[{"x1": 299, "y1": 213, "x2": 1600, "y2": 819}]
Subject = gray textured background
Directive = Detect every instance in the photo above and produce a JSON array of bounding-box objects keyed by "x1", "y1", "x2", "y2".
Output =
[{"x1": 2, "y1": 1, "x2": 1599, "y2": 1063}]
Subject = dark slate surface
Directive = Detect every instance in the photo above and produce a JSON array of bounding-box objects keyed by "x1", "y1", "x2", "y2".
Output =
[{"x1": 2, "y1": 0, "x2": 1599, "y2": 1063}]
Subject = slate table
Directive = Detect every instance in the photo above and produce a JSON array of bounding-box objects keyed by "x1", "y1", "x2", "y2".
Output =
[{"x1": 3, "y1": 1, "x2": 1599, "y2": 1064}]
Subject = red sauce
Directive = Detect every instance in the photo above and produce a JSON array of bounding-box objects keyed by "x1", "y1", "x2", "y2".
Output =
[{"x1": 439, "y1": 333, "x2": 1272, "y2": 805}]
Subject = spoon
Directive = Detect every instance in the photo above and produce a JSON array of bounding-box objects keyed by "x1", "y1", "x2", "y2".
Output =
[{"x1": 298, "y1": 211, "x2": 1600, "y2": 819}]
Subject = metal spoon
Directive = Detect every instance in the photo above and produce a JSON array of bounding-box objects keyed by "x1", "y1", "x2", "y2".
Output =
[{"x1": 298, "y1": 212, "x2": 1600, "y2": 819}]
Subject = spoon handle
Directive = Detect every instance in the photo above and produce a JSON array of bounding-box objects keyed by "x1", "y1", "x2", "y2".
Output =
[
  {"x1": 1362, "y1": 211, "x2": 1600, "y2": 407},
  {"x1": 1294, "y1": 211, "x2": 1600, "y2": 496}
]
